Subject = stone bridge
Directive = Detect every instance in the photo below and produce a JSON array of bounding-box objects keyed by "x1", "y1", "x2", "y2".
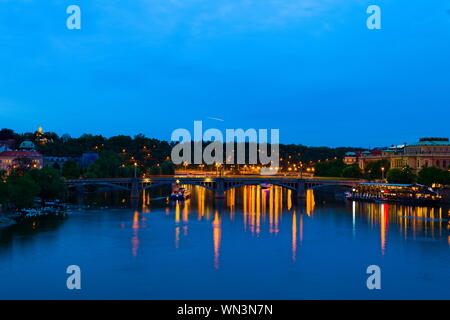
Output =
[{"x1": 65, "y1": 176, "x2": 362, "y2": 199}]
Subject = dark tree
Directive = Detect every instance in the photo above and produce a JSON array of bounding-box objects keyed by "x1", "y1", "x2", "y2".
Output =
[
  {"x1": 315, "y1": 160, "x2": 346, "y2": 177},
  {"x1": 27, "y1": 167, "x2": 67, "y2": 201},
  {"x1": 6, "y1": 174, "x2": 40, "y2": 208},
  {"x1": 86, "y1": 151, "x2": 124, "y2": 178},
  {"x1": 149, "y1": 165, "x2": 162, "y2": 176},
  {"x1": 386, "y1": 167, "x2": 416, "y2": 184},
  {"x1": 342, "y1": 165, "x2": 363, "y2": 178},
  {"x1": 364, "y1": 160, "x2": 390, "y2": 180},
  {"x1": 0, "y1": 128, "x2": 15, "y2": 140},
  {"x1": 161, "y1": 161, "x2": 175, "y2": 175},
  {"x1": 62, "y1": 161, "x2": 83, "y2": 179},
  {"x1": 417, "y1": 167, "x2": 449, "y2": 186}
]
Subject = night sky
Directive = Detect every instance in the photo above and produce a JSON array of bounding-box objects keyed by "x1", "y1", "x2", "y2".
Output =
[{"x1": 0, "y1": 0, "x2": 449, "y2": 147}]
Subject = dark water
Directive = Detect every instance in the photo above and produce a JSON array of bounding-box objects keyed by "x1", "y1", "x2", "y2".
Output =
[{"x1": 0, "y1": 185, "x2": 449, "y2": 300}]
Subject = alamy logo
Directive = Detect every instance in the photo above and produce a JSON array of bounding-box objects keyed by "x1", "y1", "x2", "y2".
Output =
[
  {"x1": 171, "y1": 121, "x2": 280, "y2": 175},
  {"x1": 366, "y1": 5, "x2": 381, "y2": 30},
  {"x1": 66, "y1": 265, "x2": 81, "y2": 290},
  {"x1": 366, "y1": 265, "x2": 381, "y2": 290},
  {"x1": 66, "y1": 5, "x2": 81, "y2": 30}
]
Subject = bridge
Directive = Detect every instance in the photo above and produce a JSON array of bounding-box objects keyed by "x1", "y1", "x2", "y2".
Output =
[{"x1": 65, "y1": 176, "x2": 362, "y2": 199}]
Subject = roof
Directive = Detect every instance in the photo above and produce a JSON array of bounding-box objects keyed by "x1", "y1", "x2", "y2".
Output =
[
  {"x1": 345, "y1": 152, "x2": 356, "y2": 156},
  {"x1": 0, "y1": 151, "x2": 43, "y2": 158},
  {"x1": 19, "y1": 140, "x2": 36, "y2": 150},
  {"x1": 409, "y1": 138, "x2": 450, "y2": 147}
]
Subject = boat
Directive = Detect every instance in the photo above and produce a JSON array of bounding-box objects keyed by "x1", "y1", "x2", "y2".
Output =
[
  {"x1": 14, "y1": 207, "x2": 66, "y2": 219},
  {"x1": 345, "y1": 183, "x2": 443, "y2": 205},
  {"x1": 170, "y1": 188, "x2": 191, "y2": 201}
]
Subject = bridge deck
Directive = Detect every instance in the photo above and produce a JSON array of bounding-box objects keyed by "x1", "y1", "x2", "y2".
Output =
[{"x1": 65, "y1": 176, "x2": 362, "y2": 183}]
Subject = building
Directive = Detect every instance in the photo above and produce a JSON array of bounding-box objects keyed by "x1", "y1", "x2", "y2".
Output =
[
  {"x1": 0, "y1": 140, "x2": 44, "y2": 174},
  {"x1": 19, "y1": 140, "x2": 36, "y2": 151},
  {"x1": 393, "y1": 138, "x2": 450, "y2": 170},
  {"x1": 0, "y1": 139, "x2": 15, "y2": 151},
  {"x1": 44, "y1": 156, "x2": 75, "y2": 170},
  {"x1": 0, "y1": 143, "x2": 11, "y2": 152},
  {"x1": 358, "y1": 138, "x2": 450, "y2": 173},
  {"x1": 344, "y1": 150, "x2": 382, "y2": 166},
  {"x1": 343, "y1": 152, "x2": 359, "y2": 165}
]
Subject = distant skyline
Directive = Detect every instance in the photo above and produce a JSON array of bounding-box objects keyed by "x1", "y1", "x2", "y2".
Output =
[{"x1": 1, "y1": 0, "x2": 449, "y2": 147}]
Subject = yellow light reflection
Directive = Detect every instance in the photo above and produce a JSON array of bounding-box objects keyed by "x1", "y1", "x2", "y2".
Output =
[
  {"x1": 306, "y1": 189, "x2": 315, "y2": 217},
  {"x1": 175, "y1": 227, "x2": 180, "y2": 249},
  {"x1": 243, "y1": 186, "x2": 248, "y2": 231},
  {"x1": 352, "y1": 202, "x2": 448, "y2": 249},
  {"x1": 380, "y1": 204, "x2": 389, "y2": 255},
  {"x1": 198, "y1": 186, "x2": 205, "y2": 220},
  {"x1": 182, "y1": 198, "x2": 189, "y2": 223},
  {"x1": 132, "y1": 210, "x2": 140, "y2": 257},
  {"x1": 292, "y1": 210, "x2": 297, "y2": 262},
  {"x1": 256, "y1": 187, "x2": 261, "y2": 235},
  {"x1": 175, "y1": 201, "x2": 180, "y2": 224},
  {"x1": 212, "y1": 211, "x2": 222, "y2": 270}
]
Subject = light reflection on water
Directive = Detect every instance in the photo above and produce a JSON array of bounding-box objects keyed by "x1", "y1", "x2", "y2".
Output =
[
  {"x1": 0, "y1": 185, "x2": 449, "y2": 299},
  {"x1": 139, "y1": 185, "x2": 448, "y2": 269}
]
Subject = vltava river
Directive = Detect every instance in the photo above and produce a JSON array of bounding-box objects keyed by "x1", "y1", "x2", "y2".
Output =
[{"x1": 0, "y1": 185, "x2": 449, "y2": 299}]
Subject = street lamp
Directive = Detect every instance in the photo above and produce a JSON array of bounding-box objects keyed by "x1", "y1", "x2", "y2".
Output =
[
  {"x1": 215, "y1": 163, "x2": 223, "y2": 176},
  {"x1": 134, "y1": 162, "x2": 138, "y2": 178},
  {"x1": 381, "y1": 167, "x2": 385, "y2": 182}
]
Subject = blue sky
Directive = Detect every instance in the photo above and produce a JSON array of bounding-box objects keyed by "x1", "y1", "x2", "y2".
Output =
[{"x1": 0, "y1": 0, "x2": 449, "y2": 147}]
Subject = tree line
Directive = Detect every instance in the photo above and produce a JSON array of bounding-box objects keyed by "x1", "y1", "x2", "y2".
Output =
[
  {"x1": 0, "y1": 167, "x2": 66, "y2": 209},
  {"x1": 315, "y1": 159, "x2": 450, "y2": 186},
  {"x1": 1, "y1": 128, "x2": 361, "y2": 169}
]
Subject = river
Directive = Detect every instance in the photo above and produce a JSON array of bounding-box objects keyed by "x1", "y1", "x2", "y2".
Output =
[{"x1": 0, "y1": 185, "x2": 449, "y2": 299}]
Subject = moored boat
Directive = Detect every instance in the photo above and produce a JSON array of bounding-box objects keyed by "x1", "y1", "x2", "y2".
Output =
[
  {"x1": 170, "y1": 188, "x2": 191, "y2": 201},
  {"x1": 345, "y1": 183, "x2": 443, "y2": 205},
  {"x1": 260, "y1": 183, "x2": 272, "y2": 189}
]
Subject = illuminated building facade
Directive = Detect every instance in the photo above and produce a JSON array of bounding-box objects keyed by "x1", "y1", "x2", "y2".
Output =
[
  {"x1": 358, "y1": 138, "x2": 450, "y2": 173},
  {"x1": 0, "y1": 140, "x2": 44, "y2": 174},
  {"x1": 343, "y1": 152, "x2": 359, "y2": 165}
]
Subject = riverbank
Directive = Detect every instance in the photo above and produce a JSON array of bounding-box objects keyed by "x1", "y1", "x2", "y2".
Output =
[
  {"x1": 437, "y1": 188, "x2": 450, "y2": 203},
  {"x1": 0, "y1": 204, "x2": 67, "y2": 230},
  {"x1": 0, "y1": 214, "x2": 17, "y2": 229}
]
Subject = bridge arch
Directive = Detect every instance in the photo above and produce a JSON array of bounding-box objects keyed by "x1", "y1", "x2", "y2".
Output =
[
  {"x1": 223, "y1": 182, "x2": 298, "y2": 192},
  {"x1": 66, "y1": 182, "x2": 131, "y2": 192},
  {"x1": 142, "y1": 181, "x2": 215, "y2": 192}
]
